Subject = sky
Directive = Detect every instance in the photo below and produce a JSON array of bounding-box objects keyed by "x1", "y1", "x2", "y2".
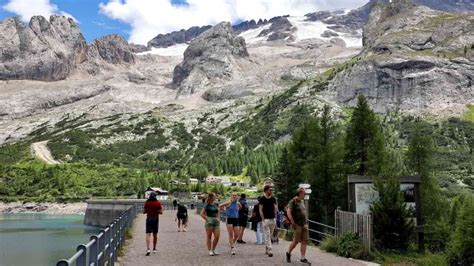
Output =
[{"x1": 0, "y1": 0, "x2": 369, "y2": 45}]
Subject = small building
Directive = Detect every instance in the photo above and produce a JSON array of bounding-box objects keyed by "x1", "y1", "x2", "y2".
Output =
[
  {"x1": 205, "y1": 176, "x2": 231, "y2": 185},
  {"x1": 189, "y1": 178, "x2": 199, "y2": 185},
  {"x1": 145, "y1": 187, "x2": 169, "y2": 200},
  {"x1": 230, "y1": 181, "x2": 250, "y2": 188}
]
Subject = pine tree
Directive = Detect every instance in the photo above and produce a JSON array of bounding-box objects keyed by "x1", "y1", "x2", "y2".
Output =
[
  {"x1": 274, "y1": 147, "x2": 294, "y2": 205},
  {"x1": 447, "y1": 194, "x2": 474, "y2": 265},
  {"x1": 305, "y1": 105, "x2": 346, "y2": 224},
  {"x1": 345, "y1": 95, "x2": 386, "y2": 176},
  {"x1": 370, "y1": 178, "x2": 414, "y2": 250},
  {"x1": 406, "y1": 121, "x2": 446, "y2": 222}
]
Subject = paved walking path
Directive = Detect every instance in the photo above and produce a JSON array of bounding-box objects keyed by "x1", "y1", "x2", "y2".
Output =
[{"x1": 120, "y1": 211, "x2": 373, "y2": 266}]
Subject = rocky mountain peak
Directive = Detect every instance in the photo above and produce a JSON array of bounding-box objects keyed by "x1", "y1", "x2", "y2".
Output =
[
  {"x1": 0, "y1": 15, "x2": 87, "y2": 81},
  {"x1": 172, "y1": 22, "x2": 249, "y2": 95},
  {"x1": 88, "y1": 34, "x2": 136, "y2": 65}
]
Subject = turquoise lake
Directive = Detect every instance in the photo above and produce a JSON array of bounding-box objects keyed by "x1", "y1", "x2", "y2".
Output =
[{"x1": 0, "y1": 213, "x2": 101, "y2": 266}]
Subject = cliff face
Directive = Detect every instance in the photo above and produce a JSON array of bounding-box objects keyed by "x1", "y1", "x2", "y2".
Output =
[
  {"x1": 0, "y1": 16, "x2": 137, "y2": 82},
  {"x1": 0, "y1": 15, "x2": 87, "y2": 81},
  {"x1": 172, "y1": 22, "x2": 249, "y2": 95},
  {"x1": 328, "y1": 0, "x2": 474, "y2": 114}
]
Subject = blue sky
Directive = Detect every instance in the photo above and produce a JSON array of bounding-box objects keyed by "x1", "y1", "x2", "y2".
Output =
[{"x1": 0, "y1": 0, "x2": 368, "y2": 45}]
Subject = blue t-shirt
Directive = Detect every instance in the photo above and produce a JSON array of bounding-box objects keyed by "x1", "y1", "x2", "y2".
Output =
[{"x1": 226, "y1": 201, "x2": 239, "y2": 218}]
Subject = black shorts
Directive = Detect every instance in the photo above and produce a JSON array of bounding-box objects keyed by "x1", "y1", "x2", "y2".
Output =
[
  {"x1": 226, "y1": 217, "x2": 238, "y2": 227},
  {"x1": 177, "y1": 214, "x2": 187, "y2": 222},
  {"x1": 238, "y1": 216, "x2": 248, "y2": 227},
  {"x1": 146, "y1": 217, "x2": 159, "y2": 233}
]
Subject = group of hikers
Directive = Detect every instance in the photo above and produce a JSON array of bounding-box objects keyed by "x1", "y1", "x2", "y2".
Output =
[{"x1": 142, "y1": 185, "x2": 310, "y2": 264}]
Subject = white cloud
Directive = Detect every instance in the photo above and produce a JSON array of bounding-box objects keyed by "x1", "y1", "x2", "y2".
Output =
[
  {"x1": 99, "y1": 0, "x2": 368, "y2": 45},
  {"x1": 2, "y1": 0, "x2": 78, "y2": 23}
]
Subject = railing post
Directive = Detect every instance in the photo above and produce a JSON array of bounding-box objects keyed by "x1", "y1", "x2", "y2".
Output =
[
  {"x1": 98, "y1": 230, "x2": 105, "y2": 266},
  {"x1": 56, "y1": 260, "x2": 69, "y2": 266},
  {"x1": 76, "y1": 244, "x2": 87, "y2": 266},
  {"x1": 89, "y1": 236, "x2": 99, "y2": 266}
]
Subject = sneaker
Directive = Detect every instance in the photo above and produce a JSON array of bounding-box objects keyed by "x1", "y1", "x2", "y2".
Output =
[
  {"x1": 237, "y1": 240, "x2": 246, "y2": 244},
  {"x1": 153, "y1": 249, "x2": 157, "y2": 253},
  {"x1": 209, "y1": 250, "x2": 214, "y2": 256},
  {"x1": 268, "y1": 251, "x2": 273, "y2": 257},
  {"x1": 178, "y1": 229, "x2": 181, "y2": 232},
  {"x1": 146, "y1": 249, "x2": 151, "y2": 256},
  {"x1": 183, "y1": 228, "x2": 187, "y2": 232},
  {"x1": 300, "y1": 258, "x2": 310, "y2": 264},
  {"x1": 230, "y1": 247, "x2": 236, "y2": 255},
  {"x1": 286, "y1": 252, "x2": 291, "y2": 263},
  {"x1": 212, "y1": 250, "x2": 219, "y2": 255}
]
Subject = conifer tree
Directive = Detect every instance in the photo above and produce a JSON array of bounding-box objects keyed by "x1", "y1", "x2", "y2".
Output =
[
  {"x1": 345, "y1": 95, "x2": 386, "y2": 176},
  {"x1": 370, "y1": 178, "x2": 414, "y2": 250}
]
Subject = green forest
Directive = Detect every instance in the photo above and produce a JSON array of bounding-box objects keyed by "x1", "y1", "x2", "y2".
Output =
[{"x1": 0, "y1": 86, "x2": 473, "y2": 265}]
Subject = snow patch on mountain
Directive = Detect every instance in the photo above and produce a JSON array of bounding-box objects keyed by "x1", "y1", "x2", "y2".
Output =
[
  {"x1": 137, "y1": 43, "x2": 188, "y2": 57},
  {"x1": 288, "y1": 16, "x2": 362, "y2": 47},
  {"x1": 238, "y1": 24, "x2": 271, "y2": 45}
]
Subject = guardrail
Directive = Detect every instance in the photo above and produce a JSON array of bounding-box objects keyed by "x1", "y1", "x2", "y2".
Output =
[{"x1": 56, "y1": 204, "x2": 138, "y2": 266}]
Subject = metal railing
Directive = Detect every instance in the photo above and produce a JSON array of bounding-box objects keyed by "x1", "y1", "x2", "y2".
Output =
[
  {"x1": 56, "y1": 204, "x2": 138, "y2": 266},
  {"x1": 335, "y1": 209, "x2": 372, "y2": 249}
]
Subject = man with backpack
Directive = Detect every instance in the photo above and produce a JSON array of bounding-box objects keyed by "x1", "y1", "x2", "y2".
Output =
[
  {"x1": 176, "y1": 203, "x2": 188, "y2": 232},
  {"x1": 286, "y1": 188, "x2": 310, "y2": 264}
]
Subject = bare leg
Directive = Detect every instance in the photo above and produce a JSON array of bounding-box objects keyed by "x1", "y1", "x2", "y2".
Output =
[
  {"x1": 232, "y1": 226, "x2": 239, "y2": 246},
  {"x1": 153, "y1": 232, "x2": 158, "y2": 250},
  {"x1": 288, "y1": 239, "x2": 299, "y2": 254},
  {"x1": 301, "y1": 241, "x2": 307, "y2": 258},
  {"x1": 238, "y1": 226, "x2": 245, "y2": 241},
  {"x1": 206, "y1": 229, "x2": 213, "y2": 250},
  {"x1": 145, "y1": 233, "x2": 151, "y2": 250},
  {"x1": 212, "y1": 228, "x2": 220, "y2": 250},
  {"x1": 226, "y1": 224, "x2": 235, "y2": 248}
]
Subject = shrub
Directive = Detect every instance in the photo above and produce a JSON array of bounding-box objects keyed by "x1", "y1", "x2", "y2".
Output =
[
  {"x1": 337, "y1": 233, "x2": 363, "y2": 258},
  {"x1": 320, "y1": 236, "x2": 339, "y2": 253}
]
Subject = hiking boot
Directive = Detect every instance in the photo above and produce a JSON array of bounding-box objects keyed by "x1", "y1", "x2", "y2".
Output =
[
  {"x1": 146, "y1": 249, "x2": 151, "y2": 256},
  {"x1": 286, "y1": 252, "x2": 291, "y2": 262},
  {"x1": 300, "y1": 258, "x2": 310, "y2": 264}
]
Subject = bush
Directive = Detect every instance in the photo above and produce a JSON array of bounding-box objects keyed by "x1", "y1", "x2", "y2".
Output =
[
  {"x1": 320, "y1": 236, "x2": 339, "y2": 253},
  {"x1": 337, "y1": 233, "x2": 363, "y2": 258}
]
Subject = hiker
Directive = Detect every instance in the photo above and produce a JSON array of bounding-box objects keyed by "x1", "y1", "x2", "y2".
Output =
[
  {"x1": 172, "y1": 199, "x2": 178, "y2": 210},
  {"x1": 219, "y1": 192, "x2": 241, "y2": 255},
  {"x1": 176, "y1": 203, "x2": 188, "y2": 232},
  {"x1": 286, "y1": 188, "x2": 310, "y2": 264},
  {"x1": 237, "y1": 193, "x2": 249, "y2": 244},
  {"x1": 259, "y1": 185, "x2": 277, "y2": 257},
  {"x1": 143, "y1": 192, "x2": 163, "y2": 256},
  {"x1": 250, "y1": 196, "x2": 264, "y2": 245},
  {"x1": 200, "y1": 192, "x2": 220, "y2": 256}
]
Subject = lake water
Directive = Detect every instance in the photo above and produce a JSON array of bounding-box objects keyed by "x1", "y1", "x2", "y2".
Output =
[{"x1": 0, "y1": 213, "x2": 101, "y2": 266}]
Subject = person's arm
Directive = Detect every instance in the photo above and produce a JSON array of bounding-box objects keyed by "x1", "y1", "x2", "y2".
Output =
[
  {"x1": 287, "y1": 207, "x2": 296, "y2": 229},
  {"x1": 219, "y1": 200, "x2": 230, "y2": 209},
  {"x1": 200, "y1": 207, "x2": 207, "y2": 220},
  {"x1": 238, "y1": 202, "x2": 242, "y2": 210},
  {"x1": 158, "y1": 202, "x2": 163, "y2": 215}
]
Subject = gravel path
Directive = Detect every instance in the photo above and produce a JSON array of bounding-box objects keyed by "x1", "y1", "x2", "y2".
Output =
[
  {"x1": 120, "y1": 211, "x2": 370, "y2": 266},
  {"x1": 31, "y1": 140, "x2": 60, "y2": 164}
]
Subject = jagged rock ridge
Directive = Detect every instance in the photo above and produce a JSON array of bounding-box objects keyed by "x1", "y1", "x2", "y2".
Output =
[
  {"x1": 0, "y1": 15, "x2": 136, "y2": 81},
  {"x1": 172, "y1": 22, "x2": 249, "y2": 95}
]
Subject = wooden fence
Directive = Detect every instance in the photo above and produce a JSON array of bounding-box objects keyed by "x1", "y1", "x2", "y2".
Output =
[{"x1": 335, "y1": 209, "x2": 372, "y2": 250}]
